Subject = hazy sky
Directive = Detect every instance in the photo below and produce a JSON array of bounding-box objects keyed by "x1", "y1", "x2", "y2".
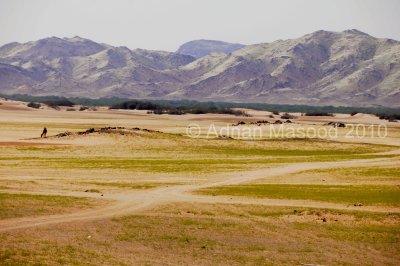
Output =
[{"x1": 1, "y1": 0, "x2": 399, "y2": 51}]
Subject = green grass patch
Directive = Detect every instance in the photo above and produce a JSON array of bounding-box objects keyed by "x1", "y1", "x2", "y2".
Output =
[
  {"x1": 205, "y1": 144, "x2": 387, "y2": 157},
  {"x1": 306, "y1": 165, "x2": 400, "y2": 180},
  {"x1": 81, "y1": 181, "x2": 178, "y2": 190},
  {"x1": 198, "y1": 184, "x2": 400, "y2": 206},
  {"x1": 245, "y1": 205, "x2": 400, "y2": 220},
  {"x1": 293, "y1": 221, "x2": 400, "y2": 244},
  {"x1": 0, "y1": 154, "x2": 395, "y2": 174},
  {"x1": 15, "y1": 146, "x2": 62, "y2": 152},
  {"x1": 0, "y1": 193, "x2": 96, "y2": 219},
  {"x1": 0, "y1": 241, "x2": 121, "y2": 266}
]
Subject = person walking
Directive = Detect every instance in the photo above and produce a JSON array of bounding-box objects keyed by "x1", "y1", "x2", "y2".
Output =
[{"x1": 41, "y1": 127, "x2": 47, "y2": 138}]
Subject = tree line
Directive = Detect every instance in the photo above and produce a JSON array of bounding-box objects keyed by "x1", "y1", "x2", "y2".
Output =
[{"x1": 1, "y1": 93, "x2": 399, "y2": 119}]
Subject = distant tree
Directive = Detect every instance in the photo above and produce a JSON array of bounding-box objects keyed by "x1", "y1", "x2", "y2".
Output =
[
  {"x1": 376, "y1": 113, "x2": 400, "y2": 121},
  {"x1": 45, "y1": 99, "x2": 75, "y2": 108},
  {"x1": 305, "y1": 112, "x2": 334, "y2": 117}
]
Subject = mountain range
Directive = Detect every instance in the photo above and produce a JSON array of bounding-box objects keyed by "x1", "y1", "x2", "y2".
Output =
[{"x1": 0, "y1": 29, "x2": 399, "y2": 107}]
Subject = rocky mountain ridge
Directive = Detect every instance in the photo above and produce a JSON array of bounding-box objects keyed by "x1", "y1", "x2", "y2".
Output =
[{"x1": 0, "y1": 30, "x2": 399, "y2": 107}]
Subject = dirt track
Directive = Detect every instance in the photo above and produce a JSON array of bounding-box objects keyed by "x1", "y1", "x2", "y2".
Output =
[{"x1": 1, "y1": 153, "x2": 398, "y2": 232}]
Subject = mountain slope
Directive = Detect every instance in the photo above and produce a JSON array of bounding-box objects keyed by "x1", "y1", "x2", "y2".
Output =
[
  {"x1": 171, "y1": 30, "x2": 400, "y2": 106},
  {"x1": 0, "y1": 36, "x2": 196, "y2": 97},
  {"x1": 176, "y1": 40, "x2": 245, "y2": 58},
  {"x1": 0, "y1": 31, "x2": 399, "y2": 107}
]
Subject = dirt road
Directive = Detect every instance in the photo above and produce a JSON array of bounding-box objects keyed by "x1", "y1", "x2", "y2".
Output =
[{"x1": 1, "y1": 153, "x2": 398, "y2": 232}]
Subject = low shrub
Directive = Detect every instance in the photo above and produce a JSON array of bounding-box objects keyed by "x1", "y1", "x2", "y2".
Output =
[
  {"x1": 280, "y1": 113, "x2": 296, "y2": 119},
  {"x1": 376, "y1": 113, "x2": 400, "y2": 121},
  {"x1": 27, "y1": 102, "x2": 41, "y2": 109}
]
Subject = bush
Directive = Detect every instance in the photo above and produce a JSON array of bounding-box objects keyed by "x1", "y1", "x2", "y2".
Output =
[
  {"x1": 305, "y1": 112, "x2": 334, "y2": 117},
  {"x1": 110, "y1": 100, "x2": 248, "y2": 116},
  {"x1": 110, "y1": 100, "x2": 160, "y2": 110},
  {"x1": 27, "y1": 102, "x2": 41, "y2": 109},
  {"x1": 66, "y1": 108, "x2": 75, "y2": 111},
  {"x1": 153, "y1": 109, "x2": 164, "y2": 115},
  {"x1": 376, "y1": 113, "x2": 400, "y2": 121},
  {"x1": 44, "y1": 99, "x2": 75, "y2": 108},
  {"x1": 79, "y1": 106, "x2": 88, "y2": 111},
  {"x1": 280, "y1": 112, "x2": 296, "y2": 119},
  {"x1": 218, "y1": 108, "x2": 249, "y2": 116}
]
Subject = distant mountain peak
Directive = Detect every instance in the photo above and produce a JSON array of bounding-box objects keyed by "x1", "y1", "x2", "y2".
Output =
[
  {"x1": 343, "y1": 29, "x2": 371, "y2": 36},
  {"x1": 304, "y1": 29, "x2": 372, "y2": 40},
  {"x1": 189, "y1": 39, "x2": 241, "y2": 45},
  {"x1": 177, "y1": 39, "x2": 245, "y2": 58},
  {"x1": 63, "y1": 36, "x2": 91, "y2": 42}
]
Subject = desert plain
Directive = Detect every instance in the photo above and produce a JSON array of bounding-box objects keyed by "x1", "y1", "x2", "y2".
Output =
[{"x1": 0, "y1": 98, "x2": 399, "y2": 265}]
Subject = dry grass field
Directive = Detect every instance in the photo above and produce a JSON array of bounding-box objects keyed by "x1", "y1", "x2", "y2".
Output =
[{"x1": 0, "y1": 98, "x2": 399, "y2": 265}]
